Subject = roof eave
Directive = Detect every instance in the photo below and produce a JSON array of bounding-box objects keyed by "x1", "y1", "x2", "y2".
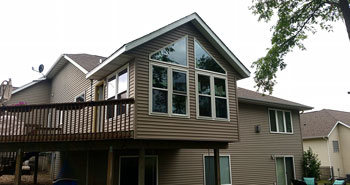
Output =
[{"x1": 238, "y1": 97, "x2": 313, "y2": 111}]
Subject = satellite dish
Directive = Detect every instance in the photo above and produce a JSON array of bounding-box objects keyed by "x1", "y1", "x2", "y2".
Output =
[{"x1": 38, "y1": 64, "x2": 44, "y2": 73}]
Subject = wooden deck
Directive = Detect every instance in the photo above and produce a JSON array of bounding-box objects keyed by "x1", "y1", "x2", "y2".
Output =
[{"x1": 0, "y1": 99, "x2": 134, "y2": 143}]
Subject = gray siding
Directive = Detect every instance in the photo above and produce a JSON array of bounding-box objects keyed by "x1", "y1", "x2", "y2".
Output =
[
  {"x1": 50, "y1": 62, "x2": 91, "y2": 103},
  {"x1": 7, "y1": 80, "x2": 51, "y2": 105},
  {"x1": 157, "y1": 103, "x2": 304, "y2": 185},
  {"x1": 129, "y1": 22, "x2": 240, "y2": 142}
]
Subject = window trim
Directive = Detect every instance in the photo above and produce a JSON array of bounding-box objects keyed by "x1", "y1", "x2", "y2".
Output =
[
  {"x1": 202, "y1": 154, "x2": 232, "y2": 185},
  {"x1": 118, "y1": 155, "x2": 158, "y2": 185},
  {"x1": 332, "y1": 140, "x2": 339, "y2": 153},
  {"x1": 149, "y1": 61, "x2": 190, "y2": 118},
  {"x1": 106, "y1": 63, "x2": 130, "y2": 118},
  {"x1": 268, "y1": 108, "x2": 294, "y2": 134},
  {"x1": 149, "y1": 35, "x2": 189, "y2": 68},
  {"x1": 194, "y1": 38, "x2": 227, "y2": 75},
  {"x1": 74, "y1": 91, "x2": 85, "y2": 102},
  {"x1": 195, "y1": 71, "x2": 230, "y2": 121},
  {"x1": 274, "y1": 155, "x2": 296, "y2": 185}
]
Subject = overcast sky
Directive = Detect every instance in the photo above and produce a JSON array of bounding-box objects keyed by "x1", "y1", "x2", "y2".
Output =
[{"x1": 1, "y1": 0, "x2": 349, "y2": 111}]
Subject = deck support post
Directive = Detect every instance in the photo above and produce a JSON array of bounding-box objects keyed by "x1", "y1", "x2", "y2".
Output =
[
  {"x1": 106, "y1": 146, "x2": 115, "y2": 185},
  {"x1": 33, "y1": 153, "x2": 39, "y2": 184},
  {"x1": 85, "y1": 151, "x2": 90, "y2": 185},
  {"x1": 14, "y1": 148, "x2": 23, "y2": 185},
  {"x1": 214, "y1": 148, "x2": 221, "y2": 185},
  {"x1": 138, "y1": 148, "x2": 145, "y2": 185}
]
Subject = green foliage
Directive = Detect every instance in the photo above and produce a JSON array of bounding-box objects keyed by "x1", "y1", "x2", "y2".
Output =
[
  {"x1": 250, "y1": 0, "x2": 348, "y2": 94},
  {"x1": 303, "y1": 147, "x2": 321, "y2": 179}
]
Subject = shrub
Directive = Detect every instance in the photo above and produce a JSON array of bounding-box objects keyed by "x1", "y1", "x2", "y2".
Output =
[{"x1": 303, "y1": 147, "x2": 321, "y2": 179}]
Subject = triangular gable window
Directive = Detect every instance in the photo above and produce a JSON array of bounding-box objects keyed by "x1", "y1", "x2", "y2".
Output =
[
  {"x1": 195, "y1": 40, "x2": 225, "y2": 74},
  {"x1": 150, "y1": 37, "x2": 187, "y2": 66}
]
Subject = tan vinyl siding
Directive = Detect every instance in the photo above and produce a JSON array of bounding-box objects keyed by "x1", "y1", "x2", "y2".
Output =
[
  {"x1": 157, "y1": 103, "x2": 304, "y2": 185},
  {"x1": 303, "y1": 139, "x2": 329, "y2": 166},
  {"x1": 129, "y1": 22, "x2": 239, "y2": 142},
  {"x1": 50, "y1": 62, "x2": 91, "y2": 103},
  {"x1": 7, "y1": 80, "x2": 51, "y2": 105}
]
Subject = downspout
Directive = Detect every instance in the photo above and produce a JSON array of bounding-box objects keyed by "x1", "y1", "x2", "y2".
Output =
[{"x1": 324, "y1": 136, "x2": 333, "y2": 180}]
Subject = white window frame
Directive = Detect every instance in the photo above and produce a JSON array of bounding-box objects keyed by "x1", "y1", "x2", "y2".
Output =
[
  {"x1": 202, "y1": 154, "x2": 232, "y2": 185},
  {"x1": 149, "y1": 35, "x2": 189, "y2": 68},
  {"x1": 195, "y1": 71, "x2": 230, "y2": 121},
  {"x1": 149, "y1": 61, "x2": 190, "y2": 118},
  {"x1": 74, "y1": 91, "x2": 85, "y2": 102},
  {"x1": 333, "y1": 140, "x2": 339, "y2": 153},
  {"x1": 194, "y1": 38, "x2": 227, "y2": 75},
  {"x1": 106, "y1": 63, "x2": 130, "y2": 118},
  {"x1": 118, "y1": 155, "x2": 158, "y2": 185},
  {"x1": 268, "y1": 108, "x2": 294, "y2": 134},
  {"x1": 274, "y1": 155, "x2": 296, "y2": 185}
]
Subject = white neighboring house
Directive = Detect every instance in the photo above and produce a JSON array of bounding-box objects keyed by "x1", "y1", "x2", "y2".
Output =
[{"x1": 301, "y1": 109, "x2": 350, "y2": 179}]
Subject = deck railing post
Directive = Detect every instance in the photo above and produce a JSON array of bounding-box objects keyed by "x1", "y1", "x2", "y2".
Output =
[
  {"x1": 14, "y1": 148, "x2": 23, "y2": 185},
  {"x1": 214, "y1": 148, "x2": 221, "y2": 185}
]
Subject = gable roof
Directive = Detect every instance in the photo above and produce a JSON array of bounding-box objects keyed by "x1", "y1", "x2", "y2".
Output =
[
  {"x1": 301, "y1": 109, "x2": 350, "y2": 139},
  {"x1": 13, "y1": 53, "x2": 105, "y2": 95},
  {"x1": 237, "y1": 88, "x2": 312, "y2": 111},
  {"x1": 86, "y1": 12, "x2": 250, "y2": 80},
  {"x1": 46, "y1": 53, "x2": 105, "y2": 79}
]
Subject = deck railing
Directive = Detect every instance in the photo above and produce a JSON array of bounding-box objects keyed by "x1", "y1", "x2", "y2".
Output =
[{"x1": 0, "y1": 98, "x2": 134, "y2": 143}]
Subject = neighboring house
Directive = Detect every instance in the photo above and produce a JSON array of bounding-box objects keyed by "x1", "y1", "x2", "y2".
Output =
[
  {"x1": 0, "y1": 13, "x2": 312, "y2": 185},
  {"x1": 301, "y1": 109, "x2": 350, "y2": 179}
]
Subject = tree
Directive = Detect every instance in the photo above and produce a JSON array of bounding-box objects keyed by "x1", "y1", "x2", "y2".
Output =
[
  {"x1": 303, "y1": 147, "x2": 321, "y2": 179},
  {"x1": 250, "y1": 0, "x2": 350, "y2": 94}
]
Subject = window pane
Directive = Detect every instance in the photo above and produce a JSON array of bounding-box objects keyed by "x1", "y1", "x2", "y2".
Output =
[
  {"x1": 333, "y1": 141, "x2": 339, "y2": 152},
  {"x1": 214, "y1": 78, "x2": 226, "y2": 97},
  {"x1": 205, "y1": 156, "x2": 231, "y2": 185},
  {"x1": 75, "y1": 94, "x2": 85, "y2": 102},
  {"x1": 195, "y1": 40, "x2": 225, "y2": 74},
  {"x1": 285, "y1": 157, "x2": 295, "y2": 185},
  {"x1": 277, "y1": 111, "x2": 285, "y2": 132},
  {"x1": 276, "y1": 157, "x2": 286, "y2": 185},
  {"x1": 173, "y1": 71, "x2": 186, "y2": 93},
  {"x1": 205, "y1": 157, "x2": 215, "y2": 185},
  {"x1": 285, "y1": 112, "x2": 292, "y2": 133},
  {"x1": 118, "y1": 69, "x2": 128, "y2": 93},
  {"x1": 199, "y1": 96, "x2": 211, "y2": 117},
  {"x1": 198, "y1": 75, "x2": 210, "y2": 95},
  {"x1": 220, "y1": 156, "x2": 231, "y2": 184},
  {"x1": 117, "y1": 91, "x2": 127, "y2": 115},
  {"x1": 215, "y1": 98, "x2": 228, "y2": 119},
  {"x1": 145, "y1": 157, "x2": 157, "y2": 185},
  {"x1": 107, "y1": 77, "x2": 116, "y2": 99},
  {"x1": 152, "y1": 89, "x2": 167, "y2": 113},
  {"x1": 269, "y1": 110, "x2": 277, "y2": 132},
  {"x1": 150, "y1": 37, "x2": 187, "y2": 66},
  {"x1": 152, "y1": 66, "x2": 167, "y2": 89},
  {"x1": 172, "y1": 95, "x2": 186, "y2": 115}
]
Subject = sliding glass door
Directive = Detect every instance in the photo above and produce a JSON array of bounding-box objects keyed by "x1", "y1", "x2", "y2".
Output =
[
  {"x1": 276, "y1": 156, "x2": 295, "y2": 185},
  {"x1": 119, "y1": 156, "x2": 157, "y2": 185}
]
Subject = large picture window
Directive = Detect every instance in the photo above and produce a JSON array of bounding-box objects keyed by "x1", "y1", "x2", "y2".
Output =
[
  {"x1": 269, "y1": 109, "x2": 293, "y2": 134},
  {"x1": 106, "y1": 65, "x2": 128, "y2": 118},
  {"x1": 195, "y1": 39, "x2": 225, "y2": 74},
  {"x1": 196, "y1": 73, "x2": 228, "y2": 120},
  {"x1": 150, "y1": 37, "x2": 187, "y2": 66},
  {"x1": 204, "y1": 155, "x2": 232, "y2": 185},
  {"x1": 150, "y1": 64, "x2": 188, "y2": 116}
]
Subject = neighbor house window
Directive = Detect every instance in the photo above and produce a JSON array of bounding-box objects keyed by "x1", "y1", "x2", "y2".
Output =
[
  {"x1": 74, "y1": 91, "x2": 85, "y2": 102},
  {"x1": 150, "y1": 36, "x2": 187, "y2": 66},
  {"x1": 333, "y1": 141, "x2": 339, "y2": 153},
  {"x1": 150, "y1": 64, "x2": 188, "y2": 116},
  {"x1": 204, "y1": 155, "x2": 232, "y2": 185},
  {"x1": 269, "y1": 109, "x2": 293, "y2": 134},
  {"x1": 107, "y1": 65, "x2": 128, "y2": 118}
]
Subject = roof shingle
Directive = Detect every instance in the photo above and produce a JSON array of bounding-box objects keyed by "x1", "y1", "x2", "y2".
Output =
[
  {"x1": 301, "y1": 109, "x2": 350, "y2": 139},
  {"x1": 65, "y1": 54, "x2": 105, "y2": 72}
]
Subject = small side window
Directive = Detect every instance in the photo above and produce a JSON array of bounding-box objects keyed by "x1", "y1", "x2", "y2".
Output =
[{"x1": 333, "y1": 141, "x2": 339, "y2": 153}]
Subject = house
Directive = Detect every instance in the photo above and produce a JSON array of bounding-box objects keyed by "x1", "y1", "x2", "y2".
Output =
[
  {"x1": 301, "y1": 109, "x2": 350, "y2": 179},
  {"x1": 0, "y1": 13, "x2": 312, "y2": 185}
]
